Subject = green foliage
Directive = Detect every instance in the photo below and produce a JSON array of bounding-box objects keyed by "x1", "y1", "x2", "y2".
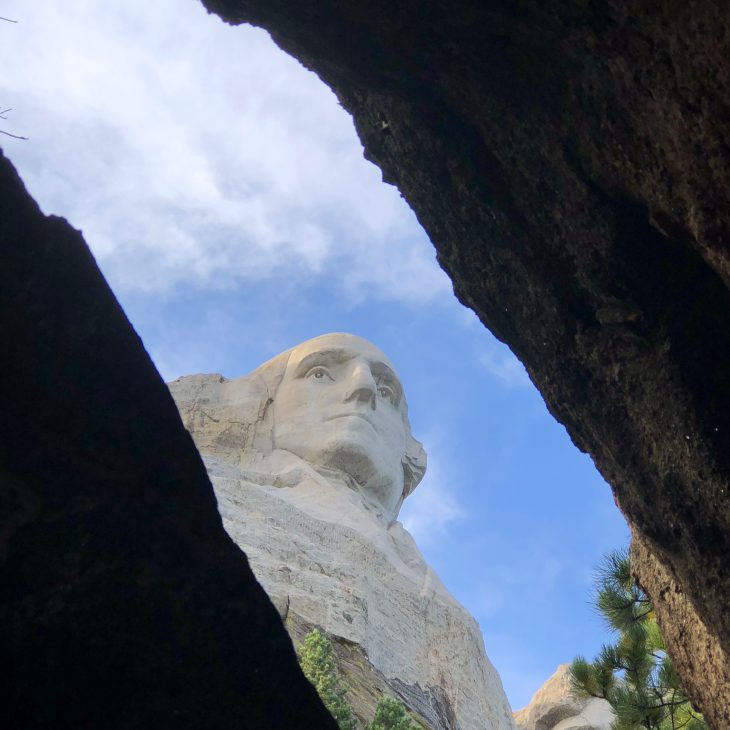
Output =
[
  {"x1": 366, "y1": 695, "x2": 419, "y2": 730},
  {"x1": 298, "y1": 628, "x2": 357, "y2": 730},
  {"x1": 569, "y1": 549, "x2": 708, "y2": 730}
]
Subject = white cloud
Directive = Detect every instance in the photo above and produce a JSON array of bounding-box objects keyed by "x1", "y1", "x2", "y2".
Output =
[
  {"x1": 1, "y1": 0, "x2": 449, "y2": 304},
  {"x1": 479, "y1": 343, "x2": 531, "y2": 388},
  {"x1": 400, "y1": 444, "x2": 466, "y2": 546}
]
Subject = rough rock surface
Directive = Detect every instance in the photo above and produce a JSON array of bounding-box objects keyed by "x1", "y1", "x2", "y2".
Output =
[
  {"x1": 513, "y1": 665, "x2": 613, "y2": 730},
  {"x1": 0, "y1": 149, "x2": 335, "y2": 729},
  {"x1": 170, "y1": 368, "x2": 516, "y2": 730},
  {"x1": 200, "y1": 3, "x2": 730, "y2": 725},
  {"x1": 630, "y1": 530, "x2": 730, "y2": 728}
]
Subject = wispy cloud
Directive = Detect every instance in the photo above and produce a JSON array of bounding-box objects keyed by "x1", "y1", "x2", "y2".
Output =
[
  {"x1": 479, "y1": 343, "x2": 531, "y2": 388},
  {"x1": 400, "y1": 441, "x2": 466, "y2": 546},
  {"x1": 464, "y1": 544, "x2": 572, "y2": 708},
  {"x1": 2, "y1": 0, "x2": 449, "y2": 305}
]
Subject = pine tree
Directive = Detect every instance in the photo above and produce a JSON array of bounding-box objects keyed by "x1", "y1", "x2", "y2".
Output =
[
  {"x1": 366, "y1": 694, "x2": 419, "y2": 730},
  {"x1": 569, "y1": 549, "x2": 708, "y2": 730},
  {"x1": 298, "y1": 628, "x2": 357, "y2": 730}
]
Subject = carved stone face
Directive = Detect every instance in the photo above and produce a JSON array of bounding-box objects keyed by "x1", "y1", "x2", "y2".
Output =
[{"x1": 273, "y1": 333, "x2": 409, "y2": 518}]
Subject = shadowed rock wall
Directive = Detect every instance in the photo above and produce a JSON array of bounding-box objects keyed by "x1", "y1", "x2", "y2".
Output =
[
  {"x1": 0, "y1": 150, "x2": 335, "y2": 729},
  {"x1": 201, "y1": 2, "x2": 730, "y2": 725}
]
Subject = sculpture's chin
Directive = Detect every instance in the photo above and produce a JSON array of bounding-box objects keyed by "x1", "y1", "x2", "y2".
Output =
[{"x1": 280, "y1": 433, "x2": 404, "y2": 518}]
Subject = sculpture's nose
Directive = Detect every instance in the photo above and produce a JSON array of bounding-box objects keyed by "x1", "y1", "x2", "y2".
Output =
[{"x1": 343, "y1": 359, "x2": 377, "y2": 409}]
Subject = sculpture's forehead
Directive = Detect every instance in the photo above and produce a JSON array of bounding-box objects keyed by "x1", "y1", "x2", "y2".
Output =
[{"x1": 286, "y1": 333, "x2": 398, "y2": 378}]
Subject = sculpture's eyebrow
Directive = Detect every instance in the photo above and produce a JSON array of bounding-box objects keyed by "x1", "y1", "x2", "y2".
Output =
[
  {"x1": 292, "y1": 349, "x2": 403, "y2": 402},
  {"x1": 370, "y1": 362, "x2": 403, "y2": 403},
  {"x1": 292, "y1": 349, "x2": 355, "y2": 377}
]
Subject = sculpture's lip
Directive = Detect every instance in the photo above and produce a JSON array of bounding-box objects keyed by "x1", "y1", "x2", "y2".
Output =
[{"x1": 326, "y1": 412, "x2": 377, "y2": 429}]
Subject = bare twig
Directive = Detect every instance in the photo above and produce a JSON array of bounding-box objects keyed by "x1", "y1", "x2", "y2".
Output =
[
  {"x1": 0, "y1": 109, "x2": 27, "y2": 139},
  {"x1": 0, "y1": 129, "x2": 28, "y2": 140},
  {"x1": 1, "y1": 17, "x2": 26, "y2": 138}
]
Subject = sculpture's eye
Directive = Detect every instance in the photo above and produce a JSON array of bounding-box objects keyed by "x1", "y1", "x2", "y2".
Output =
[
  {"x1": 306, "y1": 366, "x2": 333, "y2": 381},
  {"x1": 378, "y1": 385, "x2": 396, "y2": 404}
]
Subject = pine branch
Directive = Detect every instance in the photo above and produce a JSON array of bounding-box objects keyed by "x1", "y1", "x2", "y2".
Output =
[{"x1": 571, "y1": 546, "x2": 708, "y2": 730}]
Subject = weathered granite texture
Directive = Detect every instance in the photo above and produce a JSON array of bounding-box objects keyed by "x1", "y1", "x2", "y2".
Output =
[
  {"x1": 200, "y1": 3, "x2": 730, "y2": 725},
  {"x1": 0, "y1": 149, "x2": 335, "y2": 729},
  {"x1": 514, "y1": 665, "x2": 613, "y2": 730},
  {"x1": 169, "y1": 336, "x2": 516, "y2": 730},
  {"x1": 630, "y1": 531, "x2": 730, "y2": 729},
  {"x1": 209, "y1": 458, "x2": 513, "y2": 729}
]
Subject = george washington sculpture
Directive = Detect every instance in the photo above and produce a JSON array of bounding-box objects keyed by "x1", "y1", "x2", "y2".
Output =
[
  {"x1": 171, "y1": 333, "x2": 426, "y2": 523},
  {"x1": 169, "y1": 333, "x2": 515, "y2": 730}
]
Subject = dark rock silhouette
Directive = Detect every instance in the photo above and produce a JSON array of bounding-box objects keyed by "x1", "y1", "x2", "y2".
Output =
[{"x1": 0, "y1": 149, "x2": 336, "y2": 729}]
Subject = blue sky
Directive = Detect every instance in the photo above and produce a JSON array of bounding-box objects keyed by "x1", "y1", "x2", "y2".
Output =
[{"x1": 2, "y1": 0, "x2": 630, "y2": 710}]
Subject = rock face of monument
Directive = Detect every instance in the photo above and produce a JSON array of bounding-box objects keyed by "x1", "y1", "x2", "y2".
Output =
[
  {"x1": 513, "y1": 665, "x2": 613, "y2": 730},
  {"x1": 169, "y1": 333, "x2": 515, "y2": 730}
]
